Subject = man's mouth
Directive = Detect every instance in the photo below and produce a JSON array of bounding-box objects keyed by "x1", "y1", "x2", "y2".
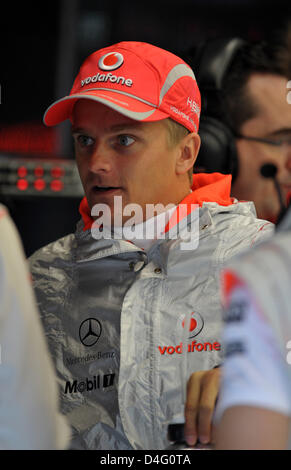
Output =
[{"x1": 92, "y1": 185, "x2": 120, "y2": 193}]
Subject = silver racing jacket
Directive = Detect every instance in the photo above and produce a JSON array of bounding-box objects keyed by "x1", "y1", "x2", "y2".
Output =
[{"x1": 29, "y1": 175, "x2": 273, "y2": 450}]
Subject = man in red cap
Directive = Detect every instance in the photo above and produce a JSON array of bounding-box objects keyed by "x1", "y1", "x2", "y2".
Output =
[{"x1": 30, "y1": 41, "x2": 273, "y2": 450}]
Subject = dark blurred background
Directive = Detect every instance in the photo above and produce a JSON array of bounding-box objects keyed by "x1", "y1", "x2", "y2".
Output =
[{"x1": 0, "y1": 0, "x2": 291, "y2": 256}]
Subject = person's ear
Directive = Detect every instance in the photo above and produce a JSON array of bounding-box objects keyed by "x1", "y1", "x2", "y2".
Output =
[{"x1": 175, "y1": 132, "x2": 201, "y2": 176}]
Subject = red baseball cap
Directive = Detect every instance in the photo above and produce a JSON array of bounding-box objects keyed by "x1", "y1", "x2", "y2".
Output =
[{"x1": 44, "y1": 41, "x2": 201, "y2": 132}]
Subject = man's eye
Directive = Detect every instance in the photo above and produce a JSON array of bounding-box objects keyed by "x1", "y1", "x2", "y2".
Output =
[
  {"x1": 117, "y1": 135, "x2": 135, "y2": 147},
  {"x1": 76, "y1": 135, "x2": 94, "y2": 147}
]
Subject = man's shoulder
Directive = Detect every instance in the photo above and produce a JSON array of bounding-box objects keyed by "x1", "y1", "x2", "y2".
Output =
[
  {"x1": 29, "y1": 233, "x2": 76, "y2": 268},
  {"x1": 209, "y1": 200, "x2": 274, "y2": 236},
  {"x1": 205, "y1": 201, "x2": 274, "y2": 259}
]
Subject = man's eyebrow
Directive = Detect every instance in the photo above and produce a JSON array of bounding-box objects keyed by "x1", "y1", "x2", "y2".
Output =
[
  {"x1": 107, "y1": 122, "x2": 143, "y2": 132},
  {"x1": 71, "y1": 127, "x2": 86, "y2": 134}
]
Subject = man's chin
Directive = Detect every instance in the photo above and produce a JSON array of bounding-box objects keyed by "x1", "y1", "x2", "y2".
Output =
[
  {"x1": 87, "y1": 190, "x2": 122, "y2": 211},
  {"x1": 87, "y1": 192, "x2": 148, "y2": 227},
  {"x1": 87, "y1": 195, "x2": 127, "y2": 227}
]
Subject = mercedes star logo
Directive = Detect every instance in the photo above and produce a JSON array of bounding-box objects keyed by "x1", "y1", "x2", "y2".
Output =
[{"x1": 79, "y1": 318, "x2": 102, "y2": 347}]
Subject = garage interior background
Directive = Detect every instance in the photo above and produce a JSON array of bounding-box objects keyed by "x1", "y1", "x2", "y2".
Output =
[{"x1": 0, "y1": 0, "x2": 290, "y2": 256}]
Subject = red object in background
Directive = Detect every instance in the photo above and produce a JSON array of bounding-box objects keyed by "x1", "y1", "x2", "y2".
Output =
[
  {"x1": 50, "y1": 180, "x2": 63, "y2": 192},
  {"x1": 0, "y1": 121, "x2": 58, "y2": 156},
  {"x1": 34, "y1": 179, "x2": 46, "y2": 191},
  {"x1": 17, "y1": 179, "x2": 29, "y2": 191},
  {"x1": 34, "y1": 166, "x2": 44, "y2": 177},
  {"x1": 17, "y1": 166, "x2": 28, "y2": 178},
  {"x1": 51, "y1": 166, "x2": 64, "y2": 178}
]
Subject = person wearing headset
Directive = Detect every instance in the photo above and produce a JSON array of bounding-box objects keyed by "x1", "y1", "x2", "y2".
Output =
[{"x1": 191, "y1": 38, "x2": 291, "y2": 223}]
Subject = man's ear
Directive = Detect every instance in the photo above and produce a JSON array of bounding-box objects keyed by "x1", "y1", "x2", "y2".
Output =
[{"x1": 175, "y1": 132, "x2": 201, "y2": 176}]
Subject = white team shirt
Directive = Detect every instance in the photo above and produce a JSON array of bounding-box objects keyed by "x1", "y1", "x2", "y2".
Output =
[
  {"x1": 215, "y1": 284, "x2": 291, "y2": 422},
  {"x1": 0, "y1": 204, "x2": 70, "y2": 449}
]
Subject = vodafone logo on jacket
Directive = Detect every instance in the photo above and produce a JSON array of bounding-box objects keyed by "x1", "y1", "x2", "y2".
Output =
[
  {"x1": 181, "y1": 311, "x2": 204, "y2": 339},
  {"x1": 98, "y1": 52, "x2": 124, "y2": 71},
  {"x1": 158, "y1": 311, "x2": 221, "y2": 356}
]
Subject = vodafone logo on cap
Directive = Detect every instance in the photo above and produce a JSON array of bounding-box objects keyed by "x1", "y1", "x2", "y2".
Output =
[{"x1": 98, "y1": 52, "x2": 124, "y2": 71}]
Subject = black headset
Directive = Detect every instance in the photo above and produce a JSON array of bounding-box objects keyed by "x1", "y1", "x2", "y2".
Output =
[{"x1": 192, "y1": 38, "x2": 246, "y2": 182}]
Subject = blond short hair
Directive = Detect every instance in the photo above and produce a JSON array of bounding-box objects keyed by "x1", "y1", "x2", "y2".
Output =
[{"x1": 163, "y1": 118, "x2": 193, "y2": 185}]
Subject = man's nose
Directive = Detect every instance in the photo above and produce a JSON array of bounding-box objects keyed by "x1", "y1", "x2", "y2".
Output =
[{"x1": 88, "y1": 143, "x2": 112, "y2": 173}]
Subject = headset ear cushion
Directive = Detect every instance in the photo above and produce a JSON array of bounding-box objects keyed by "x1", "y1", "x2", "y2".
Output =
[{"x1": 195, "y1": 116, "x2": 238, "y2": 181}]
